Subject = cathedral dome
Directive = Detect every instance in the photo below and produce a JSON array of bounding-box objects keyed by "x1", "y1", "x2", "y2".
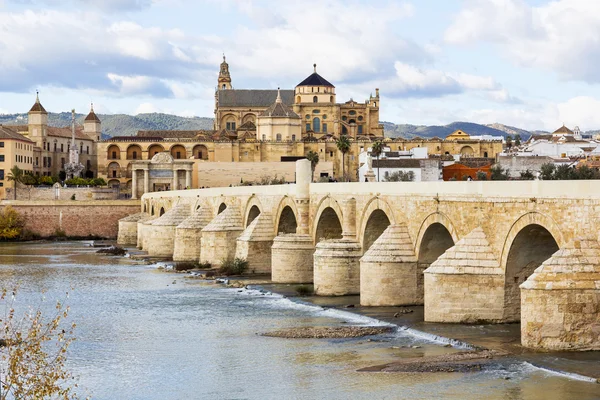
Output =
[{"x1": 297, "y1": 64, "x2": 335, "y2": 88}]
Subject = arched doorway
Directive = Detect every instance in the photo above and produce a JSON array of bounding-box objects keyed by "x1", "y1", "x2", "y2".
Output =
[
  {"x1": 418, "y1": 222, "x2": 455, "y2": 298},
  {"x1": 218, "y1": 203, "x2": 227, "y2": 214},
  {"x1": 504, "y1": 224, "x2": 559, "y2": 322},
  {"x1": 107, "y1": 145, "x2": 121, "y2": 160},
  {"x1": 193, "y1": 144, "x2": 209, "y2": 160},
  {"x1": 277, "y1": 206, "x2": 297, "y2": 234},
  {"x1": 107, "y1": 162, "x2": 121, "y2": 179},
  {"x1": 315, "y1": 207, "x2": 342, "y2": 243},
  {"x1": 148, "y1": 144, "x2": 164, "y2": 159},
  {"x1": 362, "y1": 209, "x2": 391, "y2": 252},
  {"x1": 246, "y1": 205, "x2": 261, "y2": 227},
  {"x1": 170, "y1": 145, "x2": 187, "y2": 160},
  {"x1": 126, "y1": 144, "x2": 142, "y2": 160}
]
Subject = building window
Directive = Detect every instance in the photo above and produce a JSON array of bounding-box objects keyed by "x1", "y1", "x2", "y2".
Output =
[
  {"x1": 226, "y1": 122, "x2": 236, "y2": 130},
  {"x1": 329, "y1": 151, "x2": 333, "y2": 157},
  {"x1": 262, "y1": 134, "x2": 266, "y2": 141},
  {"x1": 87, "y1": 146, "x2": 89, "y2": 154},
  {"x1": 484, "y1": 152, "x2": 488, "y2": 158},
  {"x1": 358, "y1": 116, "x2": 363, "y2": 121},
  {"x1": 323, "y1": 115, "x2": 327, "y2": 120},
  {"x1": 358, "y1": 125, "x2": 363, "y2": 134},
  {"x1": 54, "y1": 143, "x2": 57, "y2": 152},
  {"x1": 342, "y1": 116, "x2": 347, "y2": 121},
  {"x1": 313, "y1": 117, "x2": 320, "y2": 133},
  {"x1": 349, "y1": 110, "x2": 356, "y2": 116},
  {"x1": 0, "y1": 155, "x2": 4, "y2": 162},
  {"x1": 330, "y1": 95, "x2": 334, "y2": 103},
  {"x1": 323, "y1": 123, "x2": 327, "y2": 133},
  {"x1": 0, "y1": 170, "x2": 3, "y2": 180},
  {"x1": 112, "y1": 151, "x2": 117, "y2": 159},
  {"x1": 306, "y1": 123, "x2": 310, "y2": 131},
  {"x1": 176, "y1": 152, "x2": 181, "y2": 159},
  {"x1": 276, "y1": 134, "x2": 282, "y2": 142},
  {"x1": 132, "y1": 151, "x2": 138, "y2": 159},
  {"x1": 61, "y1": 158, "x2": 65, "y2": 167},
  {"x1": 222, "y1": 84, "x2": 226, "y2": 90},
  {"x1": 112, "y1": 170, "x2": 117, "y2": 178},
  {"x1": 0, "y1": 142, "x2": 4, "y2": 148},
  {"x1": 61, "y1": 143, "x2": 64, "y2": 152},
  {"x1": 291, "y1": 134, "x2": 296, "y2": 141},
  {"x1": 313, "y1": 110, "x2": 320, "y2": 114},
  {"x1": 48, "y1": 158, "x2": 51, "y2": 167},
  {"x1": 305, "y1": 114, "x2": 310, "y2": 120},
  {"x1": 313, "y1": 96, "x2": 318, "y2": 103}
]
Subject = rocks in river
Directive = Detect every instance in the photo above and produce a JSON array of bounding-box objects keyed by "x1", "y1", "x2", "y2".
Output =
[
  {"x1": 96, "y1": 246, "x2": 127, "y2": 256},
  {"x1": 345, "y1": 304, "x2": 355, "y2": 308},
  {"x1": 262, "y1": 326, "x2": 394, "y2": 339}
]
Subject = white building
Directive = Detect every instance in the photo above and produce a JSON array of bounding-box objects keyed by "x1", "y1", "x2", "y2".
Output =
[{"x1": 358, "y1": 147, "x2": 440, "y2": 182}]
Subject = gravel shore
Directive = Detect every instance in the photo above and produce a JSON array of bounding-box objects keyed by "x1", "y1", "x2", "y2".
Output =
[{"x1": 262, "y1": 326, "x2": 394, "y2": 339}]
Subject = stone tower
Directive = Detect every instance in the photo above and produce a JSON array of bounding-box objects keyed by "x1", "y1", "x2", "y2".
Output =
[
  {"x1": 28, "y1": 91, "x2": 48, "y2": 139},
  {"x1": 218, "y1": 55, "x2": 232, "y2": 90},
  {"x1": 83, "y1": 103, "x2": 102, "y2": 142}
]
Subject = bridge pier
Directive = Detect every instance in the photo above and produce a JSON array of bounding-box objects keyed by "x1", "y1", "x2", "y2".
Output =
[
  {"x1": 271, "y1": 234, "x2": 314, "y2": 283},
  {"x1": 424, "y1": 228, "x2": 505, "y2": 323},
  {"x1": 145, "y1": 204, "x2": 191, "y2": 258},
  {"x1": 200, "y1": 206, "x2": 243, "y2": 267},
  {"x1": 236, "y1": 212, "x2": 274, "y2": 274},
  {"x1": 521, "y1": 238, "x2": 600, "y2": 351},
  {"x1": 173, "y1": 207, "x2": 212, "y2": 263},
  {"x1": 118, "y1": 212, "x2": 146, "y2": 246},
  {"x1": 137, "y1": 214, "x2": 157, "y2": 250},
  {"x1": 360, "y1": 224, "x2": 419, "y2": 306},
  {"x1": 314, "y1": 239, "x2": 362, "y2": 296}
]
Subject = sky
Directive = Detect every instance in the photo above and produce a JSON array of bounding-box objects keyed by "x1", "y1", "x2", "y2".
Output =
[{"x1": 1, "y1": 0, "x2": 600, "y2": 131}]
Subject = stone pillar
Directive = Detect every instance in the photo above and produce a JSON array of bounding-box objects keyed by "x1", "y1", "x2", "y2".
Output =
[
  {"x1": 271, "y1": 234, "x2": 315, "y2": 283},
  {"x1": 341, "y1": 198, "x2": 357, "y2": 240},
  {"x1": 185, "y1": 169, "x2": 192, "y2": 189},
  {"x1": 173, "y1": 207, "x2": 213, "y2": 262},
  {"x1": 360, "y1": 224, "x2": 419, "y2": 306},
  {"x1": 137, "y1": 214, "x2": 157, "y2": 250},
  {"x1": 424, "y1": 227, "x2": 505, "y2": 323},
  {"x1": 521, "y1": 238, "x2": 600, "y2": 351},
  {"x1": 117, "y1": 212, "x2": 145, "y2": 246},
  {"x1": 236, "y1": 212, "x2": 274, "y2": 274},
  {"x1": 145, "y1": 205, "x2": 192, "y2": 258},
  {"x1": 295, "y1": 159, "x2": 311, "y2": 235},
  {"x1": 131, "y1": 169, "x2": 138, "y2": 199},
  {"x1": 143, "y1": 168, "x2": 149, "y2": 195},
  {"x1": 200, "y1": 207, "x2": 243, "y2": 267},
  {"x1": 172, "y1": 169, "x2": 179, "y2": 191},
  {"x1": 313, "y1": 239, "x2": 362, "y2": 296}
]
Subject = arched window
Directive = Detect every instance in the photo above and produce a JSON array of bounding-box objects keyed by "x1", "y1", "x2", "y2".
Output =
[
  {"x1": 323, "y1": 123, "x2": 328, "y2": 133},
  {"x1": 358, "y1": 125, "x2": 363, "y2": 134},
  {"x1": 342, "y1": 116, "x2": 347, "y2": 121},
  {"x1": 291, "y1": 134, "x2": 296, "y2": 141},
  {"x1": 330, "y1": 95, "x2": 334, "y2": 103},
  {"x1": 305, "y1": 114, "x2": 310, "y2": 120},
  {"x1": 358, "y1": 116, "x2": 363, "y2": 121},
  {"x1": 297, "y1": 96, "x2": 301, "y2": 103},
  {"x1": 313, "y1": 117, "x2": 320, "y2": 133},
  {"x1": 484, "y1": 152, "x2": 489, "y2": 158},
  {"x1": 222, "y1": 84, "x2": 226, "y2": 90},
  {"x1": 313, "y1": 96, "x2": 318, "y2": 103},
  {"x1": 349, "y1": 110, "x2": 357, "y2": 116},
  {"x1": 276, "y1": 133, "x2": 282, "y2": 142}
]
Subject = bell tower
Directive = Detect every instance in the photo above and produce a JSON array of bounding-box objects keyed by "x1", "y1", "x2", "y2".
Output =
[{"x1": 218, "y1": 55, "x2": 232, "y2": 90}]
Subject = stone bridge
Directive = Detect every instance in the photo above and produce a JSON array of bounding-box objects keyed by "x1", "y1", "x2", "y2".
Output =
[{"x1": 119, "y1": 160, "x2": 600, "y2": 351}]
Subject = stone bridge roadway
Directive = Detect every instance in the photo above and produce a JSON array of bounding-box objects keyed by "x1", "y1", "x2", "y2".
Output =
[{"x1": 118, "y1": 160, "x2": 600, "y2": 351}]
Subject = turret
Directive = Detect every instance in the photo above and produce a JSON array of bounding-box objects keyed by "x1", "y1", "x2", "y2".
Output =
[
  {"x1": 28, "y1": 91, "x2": 48, "y2": 138},
  {"x1": 218, "y1": 55, "x2": 232, "y2": 90},
  {"x1": 83, "y1": 103, "x2": 101, "y2": 141}
]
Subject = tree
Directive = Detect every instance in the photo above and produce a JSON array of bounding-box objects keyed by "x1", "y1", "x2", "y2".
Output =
[
  {"x1": 514, "y1": 134, "x2": 521, "y2": 147},
  {"x1": 520, "y1": 169, "x2": 535, "y2": 180},
  {"x1": 0, "y1": 206, "x2": 25, "y2": 240},
  {"x1": 6, "y1": 166, "x2": 24, "y2": 200},
  {"x1": 371, "y1": 140, "x2": 384, "y2": 182},
  {"x1": 305, "y1": 151, "x2": 319, "y2": 182},
  {"x1": 384, "y1": 171, "x2": 415, "y2": 182},
  {"x1": 490, "y1": 165, "x2": 510, "y2": 180},
  {"x1": 59, "y1": 171, "x2": 67, "y2": 182},
  {"x1": 335, "y1": 135, "x2": 351, "y2": 181},
  {"x1": 506, "y1": 135, "x2": 513, "y2": 150},
  {"x1": 476, "y1": 170, "x2": 488, "y2": 181},
  {"x1": 0, "y1": 288, "x2": 80, "y2": 399},
  {"x1": 540, "y1": 163, "x2": 556, "y2": 180},
  {"x1": 554, "y1": 164, "x2": 574, "y2": 180}
]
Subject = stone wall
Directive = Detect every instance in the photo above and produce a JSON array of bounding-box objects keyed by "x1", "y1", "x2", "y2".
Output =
[
  {"x1": 5, "y1": 186, "x2": 118, "y2": 201},
  {"x1": 497, "y1": 155, "x2": 553, "y2": 178},
  {"x1": 1, "y1": 200, "x2": 140, "y2": 238}
]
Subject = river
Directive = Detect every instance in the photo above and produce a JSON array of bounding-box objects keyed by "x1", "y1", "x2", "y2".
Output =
[{"x1": 0, "y1": 241, "x2": 598, "y2": 400}]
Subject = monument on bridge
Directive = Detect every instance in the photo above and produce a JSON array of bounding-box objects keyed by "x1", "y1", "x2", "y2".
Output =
[{"x1": 64, "y1": 109, "x2": 85, "y2": 179}]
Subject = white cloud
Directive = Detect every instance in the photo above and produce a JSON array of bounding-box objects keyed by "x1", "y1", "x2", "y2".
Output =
[
  {"x1": 134, "y1": 102, "x2": 160, "y2": 114},
  {"x1": 445, "y1": 0, "x2": 600, "y2": 83}
]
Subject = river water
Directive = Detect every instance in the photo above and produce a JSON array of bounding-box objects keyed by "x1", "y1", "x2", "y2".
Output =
[{"x1": 0, "y1": 241, "x2": 598, "y2": 400}]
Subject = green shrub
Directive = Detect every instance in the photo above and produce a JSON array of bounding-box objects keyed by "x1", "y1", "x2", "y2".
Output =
[
  {"x1": 198, "y1": 261, "x2": 212, "y2": 269},
  {"x1": 295, "y1": 285, "x2": 313, "y2": 296},
  {"x1": 218, "y1": 258, "x2": 249, "y2": 276},
  {"x1": 38, "y1": 176, "x2": 56, "y2": 186},
  {"x1": 0, "y1": 206, "x2": 25, "y2": 240},
  {"x1": 70, "y1": 194, "x2": 76, "y2": 201}
]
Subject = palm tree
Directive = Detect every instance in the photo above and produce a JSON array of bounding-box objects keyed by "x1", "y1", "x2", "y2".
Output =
[
  {"x1": 6, "y1": 166, "x2": 24, "y2": 200},
  {"x1": 306, "y1": 151, "x2": 319, "y2": 182},
  {"x1": 371, "y1": 140, "x2": 384, "y2": 182},
  {"x1": 335, "y1": 135, "x2": 351, "y2": 181}
]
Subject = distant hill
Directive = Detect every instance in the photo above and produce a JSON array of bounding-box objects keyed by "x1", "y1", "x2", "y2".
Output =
[
  {"x1": 0, "y1": 112, "x2": 585, "y2": 140},
  {"x1": 0, "y1": 112, "x2": 213, "y2": 137}
]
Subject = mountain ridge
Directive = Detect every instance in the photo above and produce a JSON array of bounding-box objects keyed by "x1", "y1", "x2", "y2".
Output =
[{"x1": 0, "y1": 112, "x2": 575, "y2": 139}]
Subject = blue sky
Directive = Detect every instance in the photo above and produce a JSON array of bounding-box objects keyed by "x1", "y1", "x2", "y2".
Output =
[{"x1": 1, "y1": 0, "x2": 600, "y2": 131}]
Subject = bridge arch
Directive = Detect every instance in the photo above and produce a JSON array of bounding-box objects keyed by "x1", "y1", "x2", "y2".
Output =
[
  {"x1": 415, "y1": 212, "x2": 459, "y2": 260},
  {"x1": 312, "y1": 196, "x2": 343, "y2": 244},
  {"x1": 218, "y1": 202, "x2": 227, "y2": 214},
  {"x1": 274, "y1": 196, "x2": 298, "y2": 235},
  {"x1": 358, "y1": 197, "x2": 397, "y2": 252},
  {"x1": 243, "y1": 196, "x2": 263, "y2": 227},
  {"x1": 500, "y1": 212, "x2": 564, "y2": 322}
]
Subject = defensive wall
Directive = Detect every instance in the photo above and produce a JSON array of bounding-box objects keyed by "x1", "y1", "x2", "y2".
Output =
[
  {"x1": 125, "y1": 160, "x2": 600, "y2": 351},
  {"x1": 2, "y1": 200, "x2": 139, "y2": 238},
  {"x1": 4, "y1": 186, "x2": 119, "y2": 201}
]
